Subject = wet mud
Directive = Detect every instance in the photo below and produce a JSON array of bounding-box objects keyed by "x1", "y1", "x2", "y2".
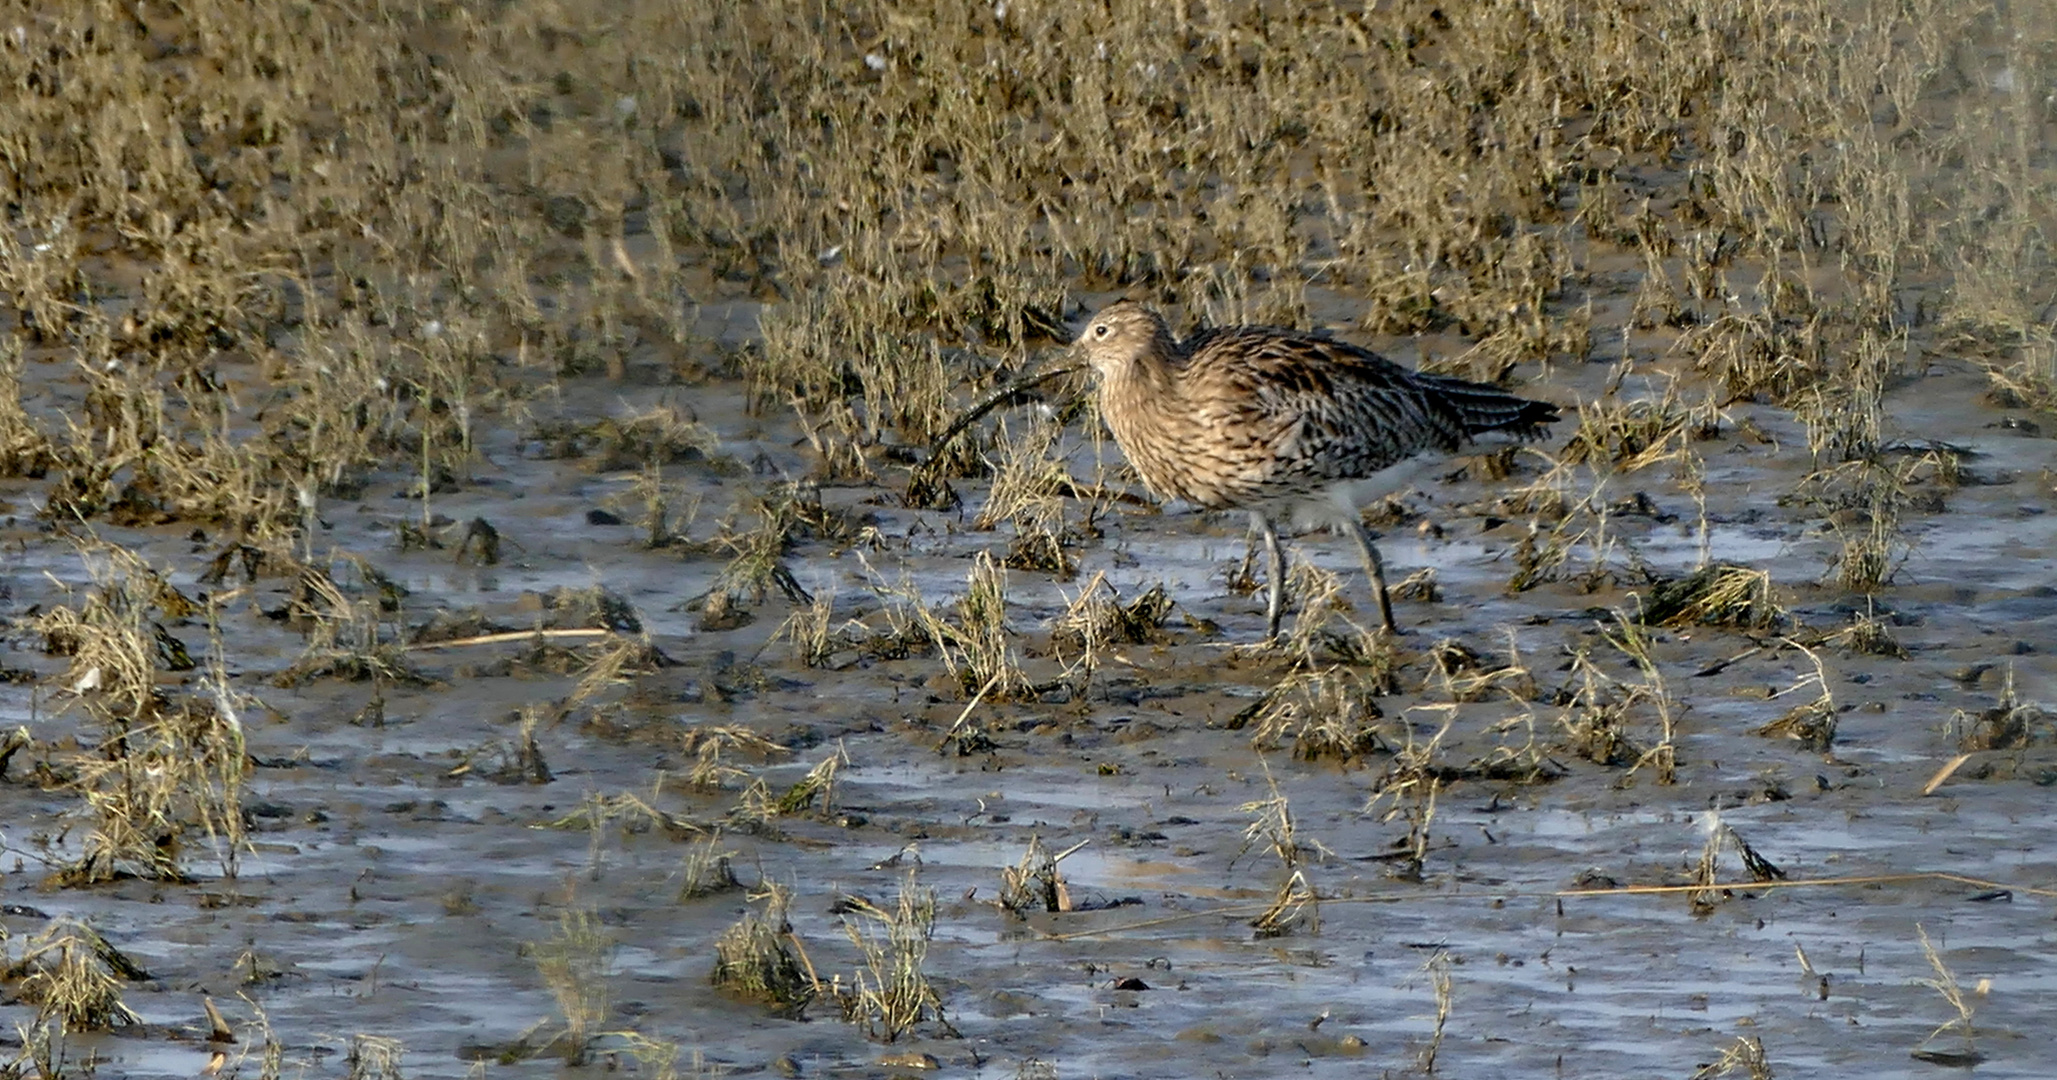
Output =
[{"x1": 3, "y1": 302, "x2": 2055, "y2": 1078}]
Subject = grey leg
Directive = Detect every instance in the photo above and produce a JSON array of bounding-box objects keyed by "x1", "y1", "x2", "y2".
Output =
[
  {"x1": 1255, "y1": 513, "x2": 1287, "y2": 641},
  {"x1": 1342, "y1": 515, "x2": 1399, "y2": 633}
]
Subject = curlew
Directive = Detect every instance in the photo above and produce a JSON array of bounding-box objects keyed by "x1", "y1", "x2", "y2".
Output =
[{"x1": 1075, "y1": 301, "x2": 1560, "y2": 639}]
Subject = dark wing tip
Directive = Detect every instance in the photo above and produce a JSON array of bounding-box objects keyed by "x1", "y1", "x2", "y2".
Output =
[{"x1": 1492, "y1": 398, "x2": 1562, "y2": 441}]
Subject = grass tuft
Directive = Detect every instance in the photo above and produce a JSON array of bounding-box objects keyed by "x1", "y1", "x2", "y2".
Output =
[
  {"x1": 4, "y1": 917, "x2": 147, "y2": 1029},
  {"x1": 713, "y1": 882, "x2": 818, "y2": 1013},
  {"x1": 528, "y1": 909, "x2": 615, "y2": 1065},
  {"x1": 834, "y1": 868, "x2": 955, "y2": 1041}
]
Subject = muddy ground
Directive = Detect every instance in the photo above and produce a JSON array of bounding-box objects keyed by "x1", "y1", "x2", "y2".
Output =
[{"x1": 3, "y1": 288, "x2": 2056, "y2": 1079}]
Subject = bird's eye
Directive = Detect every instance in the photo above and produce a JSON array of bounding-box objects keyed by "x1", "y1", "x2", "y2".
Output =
[{"x1": 1092, "y1": 324, "x2": 1110, "y2": 339}]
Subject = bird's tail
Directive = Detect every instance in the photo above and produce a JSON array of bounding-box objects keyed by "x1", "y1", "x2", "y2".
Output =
[{"x1": 1420, "y1": 374, "x2": 1561, "y2": 441}]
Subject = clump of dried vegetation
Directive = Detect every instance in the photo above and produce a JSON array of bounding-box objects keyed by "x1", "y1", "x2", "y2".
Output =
[
  {"x1": 925, "y1": 551, "x2": 1036, "y2": 701},
  {"x1": 346, "y1": 1034, "x2": 407, "y2": 1080},
  {"x1": 1049, "y1": 574, "x2": 1176, "y2": 659},
  {"x1": 1690, "y1": 1035, "x2": 1776, "y2": 1080},
  {"x1": 30, "y1": 543, "x2": 252, "y2": 885},
  {"x1": 1237, "y1": 665, "x2": 1389, "y2": 763},
  {"x1": 678, "y1": 831, "x2": 745, "y2": 900},
  {"x1": 1686, "y1": 814, "x2": 1788, "y2": 914},
  {"x1": 996, "y1": 834, "x2": 1084, "y2": 917},
  {"x1": 1912, "y1": 925, "x2": 1986, "y2": 1067},
  {"x1": 1755, "y1": 644, "x2": 1842, "y2": 753},
  {"x1": 3, "y1": 0, "x2": 2033, "y2": 598},
  {"x1": 527, "y1": 909, "x2": 617, "y2": 1066},
  {"x1": 832, "y1": 869, "x2": 957, "y2": 1041},
  {"x1": 1263, "y1": 561, "x2": 1408, "y2": 679},
  {"x1": 1641, "y1": 565, "x2": 1785, "y2": 632},
  {"x1": 1948, "y1": 669, "x2": 2054, "y2": 752},
  {"x1": 1556, "y1": 612, "x2": 1682, "y2": 783},
  {"x1": 2, "y1": 917, "x2": 149, "y2": 1030},
  {"x1": 1234, "y1": 768, "x2": 1325, "y2": 936},
  {"x1": 712, "y1": 882, "x2": 818, "y2": 1014},
  {"x1": 1365, "y1": 712, "x2": 1454, "y2": 882}
]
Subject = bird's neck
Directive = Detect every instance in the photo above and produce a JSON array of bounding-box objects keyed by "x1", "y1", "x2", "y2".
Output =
[
  {"x1": 1111, "y1": 331, "x2": 1182, "y2": 395},
  {"x1": 1102, "y1": 348, "x2": 1177, "y2": 421},
  {"x1": 1099, "y1": 344, "x2": 1189, "y2": 496}
]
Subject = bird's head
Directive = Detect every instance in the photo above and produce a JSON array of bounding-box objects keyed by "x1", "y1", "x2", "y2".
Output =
[{"x1": 1074, "y1": 301, "x2": 1177, "y2": 381}]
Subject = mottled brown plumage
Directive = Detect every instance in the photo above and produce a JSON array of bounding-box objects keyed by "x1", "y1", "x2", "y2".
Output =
[{"x1": 1076, "y1": 300, "x2": 1559, "y2": 637}]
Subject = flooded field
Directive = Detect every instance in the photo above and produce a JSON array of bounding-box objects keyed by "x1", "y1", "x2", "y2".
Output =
[{"x1": 3, "y1": 1, "x2": 2057, "y2": 1078}]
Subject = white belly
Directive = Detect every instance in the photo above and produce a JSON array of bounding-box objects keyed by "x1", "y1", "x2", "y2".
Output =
[{"x1": 1265, "y1": 452, "x2": 1454, "y2": 531}]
